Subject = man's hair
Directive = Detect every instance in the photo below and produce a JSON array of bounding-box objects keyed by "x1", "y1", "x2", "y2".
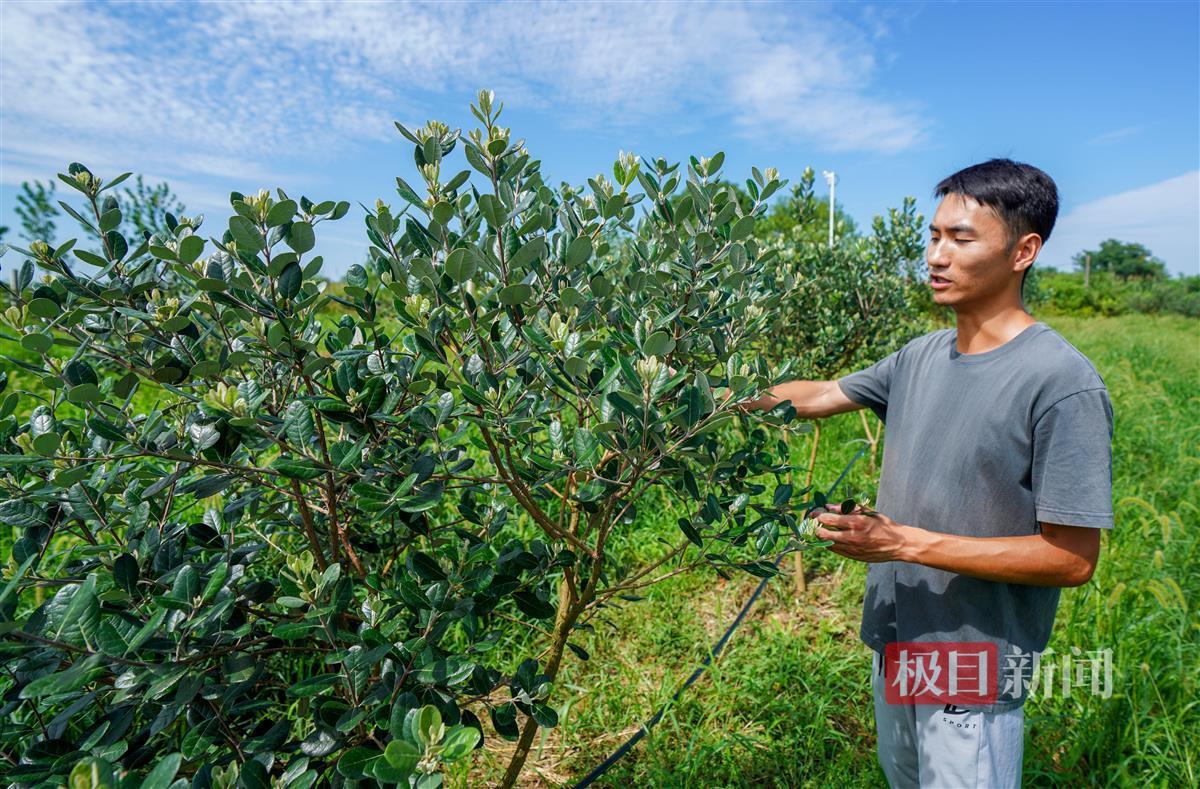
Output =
[{"x1": 933, "y1": 158, "x2": 1059, "y2": 290}]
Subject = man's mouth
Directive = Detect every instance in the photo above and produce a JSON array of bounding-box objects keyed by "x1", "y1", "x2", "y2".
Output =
[{"x1": 930, "y1": 274, "x2": 952, "y2": 290}]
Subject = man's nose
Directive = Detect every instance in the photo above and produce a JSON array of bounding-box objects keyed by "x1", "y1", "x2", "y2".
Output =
[{"x1": 927, "y1": 238, "x2": 950, "y2": 267}]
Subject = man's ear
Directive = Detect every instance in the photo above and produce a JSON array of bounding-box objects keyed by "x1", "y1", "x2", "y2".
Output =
[{"x1": 1012, "y1": 232, "x2": 1042, "y2": 274}]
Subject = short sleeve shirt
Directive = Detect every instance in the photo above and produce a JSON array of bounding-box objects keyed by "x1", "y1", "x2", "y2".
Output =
[{"x1": 837, "y1": 322, "x2": 1114, "y2": 711}]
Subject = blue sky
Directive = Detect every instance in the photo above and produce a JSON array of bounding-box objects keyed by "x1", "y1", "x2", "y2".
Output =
[{"x1": 2, "y1": 0, "x2": 1197, "y2": 277}]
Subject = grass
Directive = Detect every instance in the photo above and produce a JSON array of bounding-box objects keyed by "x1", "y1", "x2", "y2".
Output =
[{"x1": 470, "y1": 313, "x2": 1199, "y2": 787}]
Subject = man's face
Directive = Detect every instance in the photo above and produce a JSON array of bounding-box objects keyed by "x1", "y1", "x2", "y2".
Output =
[{"x1": 926, "y1": 193, "x2": 1019, "y2": 308}]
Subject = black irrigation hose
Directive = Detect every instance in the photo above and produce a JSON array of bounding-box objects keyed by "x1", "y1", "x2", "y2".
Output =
[{"x1": 573, "y1": 447, "x2": 867, "y2": 788}]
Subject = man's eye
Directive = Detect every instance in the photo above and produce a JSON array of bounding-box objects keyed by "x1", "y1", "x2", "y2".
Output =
[{"x1": 956, "y1": 239, "x2": 972, "y2": 244}]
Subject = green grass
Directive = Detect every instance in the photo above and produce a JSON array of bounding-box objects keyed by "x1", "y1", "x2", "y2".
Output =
[{"x1": 472, "y1": 313, "x2": 1199, "y2": 787}]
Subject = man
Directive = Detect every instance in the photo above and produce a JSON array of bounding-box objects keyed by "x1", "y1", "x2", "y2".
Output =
[{"x1": 744, "y1": 159, "x2": 1114, "y2": 788}]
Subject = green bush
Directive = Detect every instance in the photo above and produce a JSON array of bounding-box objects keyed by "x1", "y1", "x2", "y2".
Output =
[
  {"x1": 1038, "y1": 271, "x2": 1200, "y2": 318},
  {"x1": 757, "y1": 168, "x2": 931, "y2": 378},
  {"x1": 0, "y1": 93, "x2": 843, "y2": 786}
]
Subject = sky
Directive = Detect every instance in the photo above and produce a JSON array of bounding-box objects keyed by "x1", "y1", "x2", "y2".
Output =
[{"x1": 1, "y1": 0, "x2": 1197, "y2": 278}]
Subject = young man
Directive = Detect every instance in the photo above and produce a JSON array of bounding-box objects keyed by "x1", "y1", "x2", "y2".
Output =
[{"x1": 745, "y1": 159, "x2": 1114, "y2": 787}]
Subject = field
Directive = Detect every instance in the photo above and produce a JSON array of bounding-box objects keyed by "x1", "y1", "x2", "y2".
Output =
[{"x1": 471, "y1": 313, "x2": 1199, "y2": 787}]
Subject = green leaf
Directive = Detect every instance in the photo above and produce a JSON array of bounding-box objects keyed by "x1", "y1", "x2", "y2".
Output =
[
  {"x1": 410, "y1": 705, "x2": 443, "y2": 748},
  {"x1": 32, "y1": 432, "x2": 61, "y2": 456},
  {"x1": 201, "y1": 563, "x2": 229, "y2": 602},
  {"x1": 171, "y1": 564, "x2": 199, "y2": 602},
  {"x1": 284, "y1": 400, "x2": 315, "y2": 447},
  {"x1": 0, "y1": 554, "x2": 36, "y2": 610},
  {"x1": 394, "y1": 177, "x2": 423, "y2": 207},
  {"x1": 498, "y1": 283, "x2": 533, "y2": 306},
  {"x1": 286, "y1": 673, "x2": 342, "y2": 697},
  {"x1": 383, "y1": 740, "x2": 419, "y2": 773},
  {"x1": 28, "y1": 297, "x2": 60, "y2": 318},
  {"x1": 266, "y1": 199, "x2": 298, "y2": 228},
  {"x1": 287, "y1": 221, "x2": 316, "y2": 254},
  {"x1": 67, "y1": 384, "x2": 103, "y2": 404},
  {"x1": 98, "y1": 208, "x2": 121, "y2": 233},
  {"x1": 431, "y1": 201, "x2": 454, "y2": 225},
  {"x1": 69, "y1": 757, "x2": 116, "y2": 788},
  {"x1": 65, "y1": 359, "x2": 98, "y2": 386},
  {"x1": 54, "y1": 574, "x2": 97, "y2": 640},
  {"x1": 345, "y1": 263, "x2": 369, "y2": 289},
  {"x1": 513, "y1": 590, "x2": 556, "y2": 619},
  {"x1": 444, "y1": 248, "x2": 477, "y2": 283},
  {"x1": 278, "y1": 261, "x2": 303, "y2": 300},
  {"x1": 229, "y1": 216, "x2": 264, "y2": 252},
  {"x1": 21, "y1": 656, "x2": 103, "y2": 698},
  {"x1": 20, "y1": 332, "x2": 54, "y2": 354},
  {"x1": 113, "y1": 553, "x2": 138, "y2": 595},
  {"x1": 508, "y1": 237, "x2": 546, "y2": 270},
  {"x1": 188, "y1": 421, "x2": 221, "y2": 452},
  {"x1": 606, "y1": 391, "x2": 642, "y2": 421},
  {"x1": 138, "y1": 753, "x2": 182, "y2": 789},
  {"x1": 573, "y1": 427, "x2": 599, "y2": 468},
  {"x1": 641, "y1": 331, "x2": 676, "y2": 357},
  {"x1": 441, "y1": 725, "x2": 481, "y2": 760},
  {"x1": 730, "y1": 215, "x2": 754, "y2": 241},
  {"x1": 177, "y1": 235, "x2": 204, "y2": 265},
  {"x1": 337, "y1": 748, "x2": 380, "y2": 779},
  {"x1": 415, "y1": 657, "x2": 475, "y2": 687},
  {"x1": 477, "y1": 194, "x2": 505, "y2": 227},
  {"x1": 678, "y1": 517, "x2": 702, "y2": 547},
  {"x1": 271, "y1": 455, "x2": 326, "y2": 480},
  {"x1": 565, "y1": 236, "x2": 593, "y2": 268}
]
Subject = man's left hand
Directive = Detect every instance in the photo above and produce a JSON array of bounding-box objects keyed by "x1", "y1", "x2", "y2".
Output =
[{"x1": 814, "y1": 506, "x2": 910, "y2": 563}]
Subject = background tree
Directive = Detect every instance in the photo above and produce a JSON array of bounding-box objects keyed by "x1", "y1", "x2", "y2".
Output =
[
  {"x1": 14, "y1": 180, "x2": 58, "y2": 244},
  {"x1": 757, "y1": 167, "x2": 929, "y2": 379},
  {"x1": 117, "y1": 174, "x2": 188, "y2": 239},
  {"x1": 722, "y1": 169, "x2": 858, "y2": 243},
  {"x1": 1073, "y1": 239, "x2": 1167, "y2": 280}
]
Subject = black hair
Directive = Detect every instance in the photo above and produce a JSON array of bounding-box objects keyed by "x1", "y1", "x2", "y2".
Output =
[{"x1": 933, "y1": 158, "x2": 1059, "y2": 290}]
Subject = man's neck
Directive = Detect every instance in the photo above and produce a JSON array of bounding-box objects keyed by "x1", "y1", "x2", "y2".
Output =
[{"x1": 952, "y1": 302, "x2": 1037, "y2": 355}]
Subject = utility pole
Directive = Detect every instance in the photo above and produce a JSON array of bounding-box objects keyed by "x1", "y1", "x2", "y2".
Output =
[
  {"x1": 1084, "y1": 253, "x2": 1091, "y2": 289},
  {"x1": 822, "y1": 170, "x2": 837, "y2": 249}
]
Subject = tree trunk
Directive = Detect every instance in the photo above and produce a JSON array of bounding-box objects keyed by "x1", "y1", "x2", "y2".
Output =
[
  {"x1": 794, "y1": 420, "x2": 822, "y2": 597},
  {"x1": 498, "y1": 573, "x2": 579, "y2": 788}
]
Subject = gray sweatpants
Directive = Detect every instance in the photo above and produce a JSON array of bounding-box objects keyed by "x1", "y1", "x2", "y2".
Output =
[{"x1": 871, "y1": 651, "x2": 1025, "y2": 788}]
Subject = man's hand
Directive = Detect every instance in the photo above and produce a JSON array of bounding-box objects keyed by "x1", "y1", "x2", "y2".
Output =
[
  {"x1": 813, "y1": 505, "x2": 1102, "y2": 587},
  {"x1": 814, "y1": 505, "x2": 910, "y2": 563}
]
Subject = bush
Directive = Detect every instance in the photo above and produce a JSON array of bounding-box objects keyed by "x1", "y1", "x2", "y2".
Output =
[
  {"x1": 757, "y1": 168, "x2": 931, "y2": 378},
  {"x1": 1038, "y1": 271, "x2": 1200, "y2": 318},
  {"x1": 0, "y1": 94, "x2": 838, "y2": 786}
]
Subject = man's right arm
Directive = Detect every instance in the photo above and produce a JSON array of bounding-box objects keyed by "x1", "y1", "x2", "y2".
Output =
[{"x1": 742, "y1": 380, "x2": 863, "y2": 419}]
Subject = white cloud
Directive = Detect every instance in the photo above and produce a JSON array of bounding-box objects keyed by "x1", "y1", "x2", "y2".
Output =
[
  {"x1": 1041, "y1": 171, "x2": 1200, "y2": 276},
  {"x1": 1, "y1": 0, "x2": 926, "y2": 189}
]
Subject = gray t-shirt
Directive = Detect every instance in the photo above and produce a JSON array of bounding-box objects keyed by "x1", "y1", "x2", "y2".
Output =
[{"x1": 837, "y1": 322, "x2": 1114, "y2": 711}]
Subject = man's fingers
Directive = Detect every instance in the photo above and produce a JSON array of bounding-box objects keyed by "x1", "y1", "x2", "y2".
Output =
[{"x1": 815, "y1": 526, "x2": 843, "y2": 542}]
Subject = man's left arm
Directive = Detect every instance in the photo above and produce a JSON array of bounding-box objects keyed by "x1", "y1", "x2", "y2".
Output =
[{"x1": 813, "y1": 513, "x2": 1101, "y2": 587}]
